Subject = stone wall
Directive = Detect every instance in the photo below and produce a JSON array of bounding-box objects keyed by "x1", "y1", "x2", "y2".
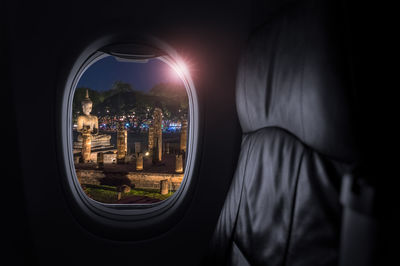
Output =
[
  {"x1": 78, "y1": 152, "x2": 117, "y2": 163},
  {"x1": 76, "y1": 169, "x2": 184, "y2": 191}
]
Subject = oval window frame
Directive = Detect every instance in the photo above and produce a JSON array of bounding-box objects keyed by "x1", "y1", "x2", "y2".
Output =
[{"x1": 58, "y1": 36, "x2": 200, "y2": 240}]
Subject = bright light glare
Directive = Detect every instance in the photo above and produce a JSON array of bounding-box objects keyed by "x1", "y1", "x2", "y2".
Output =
[{"x1": 169, "y1": 59, "x2": 189, "y2": 81}]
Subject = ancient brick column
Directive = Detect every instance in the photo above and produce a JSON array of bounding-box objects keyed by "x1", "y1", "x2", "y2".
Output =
[
  {"x1": 81, "y1": 131, "x2": 91, "y2": 163},
  {"x1": 74, "y1": 155, "x2": 80, "y2": 164},
  {"x1": 97, "y1": 152, "x2": 104, "y2": 168},
  {"x1": 157, "y1": 136, "x2": 162, "y2": 162},
  {"x1": 148, "y1": 125, "x2": 154, "y2": 154},
  {"x1": 166, "y1": 142, "x2": 170, "y2": 154},
  {"x1": 136, "y1": 152, "x2": 143, "y2": 171},
  {"x1": 175, "y1": 154, "x2": 183, "y2": 173},
  {"x1": 160, "y1": 179, "x2": 169, "y2": 195},
  {"x1": 134, "y1": 142, "x2": 141, "y2": 154},
  {"x1": 180, "y1": 119, "x2": 188, "y2": 153},
  {"x1": 117, "y1": 123, "x2": 127, "y2": 164},
  {"x1": 153, "y1": 108, "x2": 163, "y2": 162},
  {"x1": 152, "y1": 137, "x2": 159, "y2": 164}
]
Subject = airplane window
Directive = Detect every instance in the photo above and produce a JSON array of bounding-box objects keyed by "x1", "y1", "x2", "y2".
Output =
[{"x1": 71, "y1": 54, "x2": 190, "y2": 205}]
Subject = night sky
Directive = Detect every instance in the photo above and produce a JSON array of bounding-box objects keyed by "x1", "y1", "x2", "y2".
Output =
[{"x1": 77, "y1": 56, "x2": 182, "y2": 92}]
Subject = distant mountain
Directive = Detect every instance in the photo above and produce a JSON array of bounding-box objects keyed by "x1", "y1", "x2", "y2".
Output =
[
  {"x1": 149, "y1": 82, "x2": 186, "y2": 98},
  {"x1": 73, "y1": 82, "x2": 188, "y2": 121}
]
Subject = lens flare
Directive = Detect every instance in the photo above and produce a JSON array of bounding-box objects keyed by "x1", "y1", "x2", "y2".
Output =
[{"x1": 169, "y1": 59, "x2": 190, "y2": 81}]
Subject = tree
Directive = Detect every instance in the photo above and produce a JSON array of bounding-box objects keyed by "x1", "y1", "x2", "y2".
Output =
[
  {"x1": 111, "y1": 81, "x2": 134, "y2": 93},
  {"x1": 149, "y1": 82, "x2": 188, "y2": 120},
  {"x1": 72, "y1": 81, "x2": 189, "y2": 129},
  {"x1": 149, "y1": 82, "x2": 186, "y2": 98}
]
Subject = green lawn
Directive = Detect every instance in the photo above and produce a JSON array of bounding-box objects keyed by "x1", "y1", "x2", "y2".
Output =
[{"x1": 82, "y1": 184, "x2": 174, "y2": 203}]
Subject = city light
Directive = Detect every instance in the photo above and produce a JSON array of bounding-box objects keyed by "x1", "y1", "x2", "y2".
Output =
[{"x1": 71, "y1": 55, "x2": 189, "y2": 205}]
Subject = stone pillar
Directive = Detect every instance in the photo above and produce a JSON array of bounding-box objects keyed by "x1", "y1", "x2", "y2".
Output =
[
  {"x1": 166, "y1": 142, "x2": 170, "y2": 154},
  {"x1": 148, "y1": 125, "x2": 154, "y2": 155},
  {"x1": 153, "y1": 108, "x2": 163, "y2": 162},
  {"x1": 157, "y1": 135, "x2": 162, "y2": 161},
  {"x1": 81, "y1": 131, "x2": 91, "y2": 163},
  {"x1": 117, "y1": 123, "x2": 127, "y2": 164},
  {"x1": 152, "y1": 138, "x2": 159, "y2": 164},
  {"x1": 160, "y1": 179, "x2": 169, "y2": 195},
  {"x1": 97, "y1": 152, "x2": 104, "y2": 168},
  {"x1": 180, "y1": 119, "x2": 188, "y2": 153},
  {"x1": 175, "y1": 154, "x2": 183, "y2": 173},
  {"x1": 134, "y1": 142, "x2": 141, "y2": 154},
  {"x1": 136, "y1": 153, "x2": 143, "y2": 171}
]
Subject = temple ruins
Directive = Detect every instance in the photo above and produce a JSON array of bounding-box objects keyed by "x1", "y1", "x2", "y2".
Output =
[
  {"x1": 74, "y1": 90, "x2": 115, "y2": 162},
  {"x1": 117, "y1": 122, "x2": 128, "y2": 164},
  {"x1": 148, "y1": 107, "x2": 163, "y2": 163},
  {"x1": 73, "y1": 92, "x2": 189, "y2": 203}
]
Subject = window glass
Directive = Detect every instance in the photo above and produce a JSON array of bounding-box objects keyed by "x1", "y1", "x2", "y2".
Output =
[{"x1": 72, "y1": 55, "x2": 189, "y2": 204}]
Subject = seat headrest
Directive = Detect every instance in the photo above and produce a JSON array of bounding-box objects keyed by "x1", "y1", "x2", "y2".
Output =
[{"x1": 236, "y1": 1, "x2": 357, "y2": 162}]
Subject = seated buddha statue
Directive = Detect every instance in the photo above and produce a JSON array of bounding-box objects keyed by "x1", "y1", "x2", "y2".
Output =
[
  {"x1": 77, "y1": 90, "x2": 99, "y2": 135},
  {"x1": 74, "y1": 90, "x2": 113, "y2": 153}
]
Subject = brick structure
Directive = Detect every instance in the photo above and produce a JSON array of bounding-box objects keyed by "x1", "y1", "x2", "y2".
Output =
[
  {"x1": 148, "y1": 107, "x2": 163, "y2": 162},
  {"x1": 160, "y1": 179, "x2": 169, "y2": 195},
  {"x1": 81, "y1": 130, "x2": 91, "y2": 163},
  {"x1": 117, "y1": 123, "x2": 127, "y2": 163},
  {"x1": 136, "y1": 153, "x2": 144, "y2": 171},
  {"x1": 175, "y1": 154, "x2": 183, "y2": 173},
  {"x1": 180, "y1": 119, "x2": 188, "y2": 153}
]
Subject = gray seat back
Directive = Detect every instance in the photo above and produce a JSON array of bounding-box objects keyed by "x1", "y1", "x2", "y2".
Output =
[{"x1": 208, "y1": 1, "x2": 357, "y2": 265}]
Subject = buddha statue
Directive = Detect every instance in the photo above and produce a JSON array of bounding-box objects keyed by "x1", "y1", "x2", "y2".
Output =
[
  {"x1": 74, "y1": 90, "x2": 114, "y2": 159},
  {"x1": 77, "y1": 90, "x2": 99, "y2": 135}
]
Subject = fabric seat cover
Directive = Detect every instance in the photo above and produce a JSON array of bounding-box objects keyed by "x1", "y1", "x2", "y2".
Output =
[{"x1": 208, "y1": 1, "x2": 357, "y2": 265}]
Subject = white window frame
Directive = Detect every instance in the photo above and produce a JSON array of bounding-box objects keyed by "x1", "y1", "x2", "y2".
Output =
[{"x1": 58, "y1": 37, "x2": 199, "y2": 238}]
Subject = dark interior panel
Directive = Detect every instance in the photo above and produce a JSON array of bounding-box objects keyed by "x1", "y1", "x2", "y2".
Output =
[{"x1": 3, "y1": 0, "x2": 395, "y2": 265}]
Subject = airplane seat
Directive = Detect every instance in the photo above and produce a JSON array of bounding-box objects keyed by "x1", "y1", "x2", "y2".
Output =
[{"x1": 205, "y1": 1, "x2": 358, "y2": 265}]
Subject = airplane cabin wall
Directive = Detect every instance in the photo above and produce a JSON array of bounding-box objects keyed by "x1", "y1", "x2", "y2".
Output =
[{"x1": 3, "y1": 0, "x2": 261, "y2": 265}]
